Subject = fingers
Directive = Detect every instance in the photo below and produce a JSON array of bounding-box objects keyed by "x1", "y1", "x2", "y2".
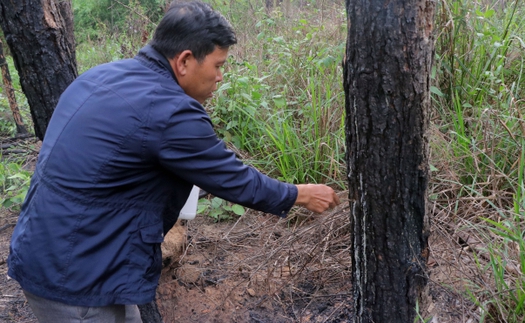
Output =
[
  {"x1": 295, "y1": 184, "x2": 340, "y2": 214},
  {"x1": 330, "y1": 190, "x2": 340, "y2": 208}
]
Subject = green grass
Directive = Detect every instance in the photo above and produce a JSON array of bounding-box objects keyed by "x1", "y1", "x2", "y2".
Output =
[
  {"x1": 431, "y1": 0, "x2": 525, "y2": 321},
  {"x1": 208, "y1": 4, "x2": 346, "y2": 187}
]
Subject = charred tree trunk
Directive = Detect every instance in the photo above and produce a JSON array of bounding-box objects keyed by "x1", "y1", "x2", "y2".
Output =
[
  {"x1": 344, "y1": 0, "x2": 435, "y2": 322},
  {"x1": 57, "y1": 0, "x2": 76, "y2": 63},
  {"x1": 0, "y1": 39, "x2": 28, "y2": 136},
  {"x1": 0, "y1": 0, "x2": 77, "y2": 140}
]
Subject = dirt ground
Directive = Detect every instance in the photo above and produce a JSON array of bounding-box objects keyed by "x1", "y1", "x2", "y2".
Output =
[
  {"x1": 0, "y1": 137, "x2": 489, "y2": 322},
  {"x1": 156, "y1": 204, "x2": 354, "y2": 323}
]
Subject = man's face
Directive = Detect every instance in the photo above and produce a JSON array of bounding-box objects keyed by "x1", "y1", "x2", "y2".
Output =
[{"x1": 176, "y1": 47, "x2": 229, "y2": 104}]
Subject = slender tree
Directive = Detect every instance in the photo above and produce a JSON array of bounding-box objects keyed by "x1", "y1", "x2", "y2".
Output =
[
  {"x1": 344, "y1": 0, "x2": 435, "y2": 321},
  {"x1": 0, "y1": 39, "x2": 28, "y2": 136},
  {"x1": 0, "y1": 0, "x2": 77, "y2": 140}
]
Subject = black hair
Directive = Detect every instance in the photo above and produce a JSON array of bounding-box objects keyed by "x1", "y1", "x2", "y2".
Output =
[{"x1": 150, "y1": 1, "x2": 237, "y2": 62}]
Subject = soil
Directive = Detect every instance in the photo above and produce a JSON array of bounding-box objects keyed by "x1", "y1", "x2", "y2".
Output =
[
  {"x1": 0, "y1": 137, "x2": 488, "y2": 323},
  {"x1": 156, "y1": 207, "x2": 354, "y2": 323}
]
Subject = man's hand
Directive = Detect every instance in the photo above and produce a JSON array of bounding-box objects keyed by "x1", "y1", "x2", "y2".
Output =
[{"x1": 294, "y1": 184, "x2": 340, "y2": 213}]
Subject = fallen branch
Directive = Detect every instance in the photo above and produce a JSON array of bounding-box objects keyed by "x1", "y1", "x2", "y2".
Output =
[
  {"x1": 1, "y1": 149, "x2": 26, "y2": 154},
  {"x1": 0, "y1": 222, "x2": 15, "y2": 233}
]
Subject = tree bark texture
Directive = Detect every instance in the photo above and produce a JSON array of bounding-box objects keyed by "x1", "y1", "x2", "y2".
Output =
[
  {"x1": 344, "y1": 0, "x2": 435, "y2": 322},
  {"x1": 0, "y1": 0, "x2": 77, "y2": 140},
  {"x1": 57, "y1": 0, "x2": 76, "y2": 62},
  {"x1": 0, "y1": 39, "x2": 28, "y2": 136}
]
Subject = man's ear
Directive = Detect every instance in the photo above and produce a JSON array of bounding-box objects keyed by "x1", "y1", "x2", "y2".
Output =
[{"x1": 169, "y1": 50, "x2": 193, "y2": 77}]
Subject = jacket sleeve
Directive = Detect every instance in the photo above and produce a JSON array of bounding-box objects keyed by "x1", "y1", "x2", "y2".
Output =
[{"x1": 157, "y1": 98, "x2": 297, "y2": 217}]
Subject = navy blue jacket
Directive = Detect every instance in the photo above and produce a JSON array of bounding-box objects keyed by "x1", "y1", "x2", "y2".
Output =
[{"x1": 8, "y1": 45, "x2": 297, "y2": 306}]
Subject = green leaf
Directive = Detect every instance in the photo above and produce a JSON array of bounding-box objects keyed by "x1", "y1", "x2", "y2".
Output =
[
  {"x1": 211, "y1": 197, "x2": 223, "y2": 209},
  {"x1": 430, "y1": 86, "x2": 445, "y2": 97},
  {"x1": 197, "y1": 204, "x2": 208, "y2": 214},
  {"x1": 237, "y1": 77, "x2": 249, "y2": 87},
  {"x1": 484, "y1": 9, "x2": 495, "y2": 18},
  {"x1": 232, "y1": 204, "x2": 245, "y2": 216},
  {"x1": 209, "y1": 209, "x2": 222, "y2": 220},
  {"x1": 2, "y1": 199, "x2": 13, "y2": 208},
  {"x1": 217, "y1": 82, "x2": 231, "y2": 92},
  {"x1": 241, "y1": 93, "x2": 252, "y2": 101},
  {"x1": 273, "y1": 96, "x2": 286, "y2": 108}
]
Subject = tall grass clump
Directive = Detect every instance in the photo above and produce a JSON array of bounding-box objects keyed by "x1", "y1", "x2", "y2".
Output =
[
  {"x1": 433, "y1": 0, "x2": 525, "y2": 193},
  {"x1": 431, "y1": 0, "x2": 525, "y2": 321},
  {"x1": 207, "y1": 2, "x2": 346, "y2": 187}
]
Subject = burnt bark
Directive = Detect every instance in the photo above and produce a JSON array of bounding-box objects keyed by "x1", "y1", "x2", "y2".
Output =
[
  {"x1": 0, "y1": 0, "x2": 78, "y2": 140},
  {"x1": 344, "y1": 0, "x2": 435, "y2": 322},
  {"x1": 0, "y1": 39, "x2": 28, "y2": 136},
  {"x1": 57, "y1": 0, "x2": 76, "y2": 63}
]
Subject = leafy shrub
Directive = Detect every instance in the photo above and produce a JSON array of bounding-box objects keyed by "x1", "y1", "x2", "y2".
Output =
[
  {"x1": 0, "y1": 162, "x2": 31, "y2": 211},
  {"x1": 197, "y1": 197, "x2": 245, "y2": 222}
]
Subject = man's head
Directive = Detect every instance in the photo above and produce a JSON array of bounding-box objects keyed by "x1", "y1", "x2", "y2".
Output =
[
  {"x1": 150, "y1": 1, "x2": 237, "y2": 62},
  {"x1": 150, "y1": 1, "x2": 237, "y2": 103}
]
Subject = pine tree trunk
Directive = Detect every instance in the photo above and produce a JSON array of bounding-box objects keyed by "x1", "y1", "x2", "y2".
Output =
[
  {"x1": 343, "y1": 0, "x2": 435, "y2": 321},
  {"x1": 0, "y1": 0, "x2": 77, "y2": 140},
  {"x1": 57, "y1": 0, "x2": 76, "y2": 63}
]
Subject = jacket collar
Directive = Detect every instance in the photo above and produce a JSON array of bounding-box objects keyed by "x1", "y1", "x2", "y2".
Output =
[{"x1": 135, "y1": 45, "x2": 178, "y2": 83}]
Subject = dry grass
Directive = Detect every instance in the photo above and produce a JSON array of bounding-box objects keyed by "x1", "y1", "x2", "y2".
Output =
[
  {"x1": 171, "y1": 179, "x2": 520, "y2": 322},
  {"x1": 168, "y1": 192, "x2": 353, "y2": 322}
]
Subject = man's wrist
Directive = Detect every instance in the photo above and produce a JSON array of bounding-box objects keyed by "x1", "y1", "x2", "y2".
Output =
[{"x1": 294, "y1": 184, "x2": 310, "y2": 206}]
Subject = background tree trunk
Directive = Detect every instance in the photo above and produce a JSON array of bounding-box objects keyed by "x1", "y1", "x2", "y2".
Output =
[
  {"x1": 0, "y1": 39, "x2": 28, "y2": 136},
  {"x1": 343, "y1": 0, "x2": 435, "y2": 321},
  {"x1": 0, "y1": 0, "x2": 77, "y2": 140}
]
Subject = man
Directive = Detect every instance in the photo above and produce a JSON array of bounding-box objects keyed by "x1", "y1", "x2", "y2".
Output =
[{"x1": 7, "y1": 1, "x2": 340, "y2": 322}]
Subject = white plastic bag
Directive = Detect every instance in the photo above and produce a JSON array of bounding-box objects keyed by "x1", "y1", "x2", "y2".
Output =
[{"x1": 179, "y1": 186, "x2": 200, "y2": 220}]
